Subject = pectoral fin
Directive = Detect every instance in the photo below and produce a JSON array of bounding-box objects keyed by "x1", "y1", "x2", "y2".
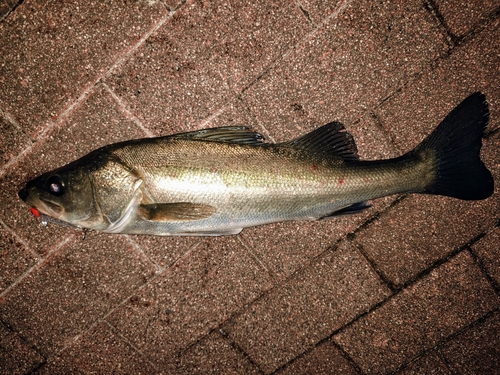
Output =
[{"x1": 137, "y1": 202, "x2": 216, "y2": 222}]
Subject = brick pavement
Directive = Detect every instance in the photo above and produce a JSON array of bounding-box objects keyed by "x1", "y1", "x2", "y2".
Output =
[{"x1": 1, "y1": 0, "x2": 499, "y2": 373}]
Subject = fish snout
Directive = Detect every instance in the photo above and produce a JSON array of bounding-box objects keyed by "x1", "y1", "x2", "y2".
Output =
[{"x1": 18, "y1": 187, "x2": 29, "y2": 202}]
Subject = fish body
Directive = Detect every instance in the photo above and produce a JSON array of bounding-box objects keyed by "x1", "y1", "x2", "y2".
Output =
[{"x1": 18, "y1": 92, "x2": 494, "y2": 236}]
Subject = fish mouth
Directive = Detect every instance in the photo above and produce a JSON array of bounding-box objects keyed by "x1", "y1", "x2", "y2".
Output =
[
  {"x1": 18, "y1": 187, "x2": 64, "y2": 218},
  {"x1": 18, "y1": 187, "x2": 29, "y2": 202}
]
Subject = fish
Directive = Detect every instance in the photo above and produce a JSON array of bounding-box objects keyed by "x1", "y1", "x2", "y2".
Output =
[{"x1": 18, "y1": 92, "x2": 494, "y2": 236}]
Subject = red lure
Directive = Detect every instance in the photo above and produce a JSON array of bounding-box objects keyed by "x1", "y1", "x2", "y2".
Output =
[{"x1": 29, "y1": 207, "x2": 41, "y2": 218}]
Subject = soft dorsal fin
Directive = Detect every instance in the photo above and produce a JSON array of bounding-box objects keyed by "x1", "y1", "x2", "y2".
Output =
[
  {"x1": 171, "y1": 126, "x2": 265, "y2": 145},
  {"x1": 137, "y1": 202, "x2": 216, "y2": 222},
  {"x1": 280, "y1": 122, "x2": 359, "y2": 160}
]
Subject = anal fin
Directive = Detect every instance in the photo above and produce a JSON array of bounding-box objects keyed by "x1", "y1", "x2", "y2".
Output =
[{"x1": 319, "y1": 202, "x2": 371, "y2": 219}]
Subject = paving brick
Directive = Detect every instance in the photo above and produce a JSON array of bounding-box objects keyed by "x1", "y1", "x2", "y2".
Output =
[
  {"x1": 354, "y1": 131, "x2": 500, "y2": 287},
  {"x1": 0, "y1": 225, "x2": 38, "y2": 293},
  {"x1": 0, "y1": 0, "x2": 167, "y2": 138},
  {"x1": 0, "y1": 320, "x2": 44, "y2": 375},
  {"x1": 217, "y1": 1, "x2": 311, "y2": 92},
  {"x1": 163, "y1": 0, "x2": 183, "y2": 11},
  {"x1": 127, "y1": 235, "x2": 202, "y2": 270},
  {"x1": 224, "y1": 240, "x2": 391, "y2": 374},
  {"x1": 1, "y1": 0, "x2": 499, "y2": 371},
  {"x1": 0, "y1": 111, "x2": 31, "y2": 171},
  {"x1": 375, "y1": 17, "x2": 500, "y2": 153},
  {"x1": 175, "y1": 330, "x2": 260, "y2": 375},
  {"x1": 395, "y1": 350, "x2": 452, "y2": 375},
  {"x1": 37, "y1": 321, "x2": 155, "y2": 375},
  {"x1": 471, "y1": 227, "x2": 500, "y2": 286},
  {"x1": 242, "y1": 0, "x2": 448, "y2": 144},
  {"x1": 276, "y1": 340, "x2": 358, "y2": 375},
  {"x1": 439, "y1": 310, "x2": 500, "y2": 374},
  {"x1": 0, "y1": 1, "x2": 11, "y2": 21},
  {"x1": 105, "y1": 0, "x2": 311, "y2": 134},
  {"x1": 106, "y1": 237, "x2": 272, "y2": 368},
  {"x1": 239, "y1": 210, "x2": 377, "y2": 282},
  {"x1": 0, "y1": 231, "x2": 157, "y2": 357},
  {"x1": 333, "y1": 251, "x2": 500, "y2": 374},
  {"x1": 0, "y1": 84, "x2": 147, "y2": 256},
  {"x1": 297, "y1": 0, "x2": 350, "y2": 26},
  {"x1": 347, "y1": 114, "x2": 400, "y2": 160},
  {"x1": 201, "y1": 98, "x2": 262, "y2": 133},
  {"x1": 434, "y1": 0, "x2": 500, "y2": 37},
  {"x1": 1, "y1": 0, "x2": 20, "y2": 20}
]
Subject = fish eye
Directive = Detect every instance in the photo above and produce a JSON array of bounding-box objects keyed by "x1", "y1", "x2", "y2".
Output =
[{"x1": 46, "y1": 175, "x2": 65, "y2": 196}]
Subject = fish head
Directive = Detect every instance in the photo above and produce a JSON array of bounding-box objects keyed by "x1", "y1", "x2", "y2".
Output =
[
  {"x1": 18, "y1": 151, "x2": 145, "y2": 232},
  {"x1": 18, "y1": 161, "x2": 97, "y2": 228}
]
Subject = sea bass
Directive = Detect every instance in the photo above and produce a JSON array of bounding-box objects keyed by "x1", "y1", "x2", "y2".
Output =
[{"x1": 18, "y1": 92, "x2": 494, "y2": 236}]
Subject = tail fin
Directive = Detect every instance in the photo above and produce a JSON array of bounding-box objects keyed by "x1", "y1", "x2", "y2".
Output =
[{"x1": 414, "y1": 92, "x2": 493, "y2": 200}]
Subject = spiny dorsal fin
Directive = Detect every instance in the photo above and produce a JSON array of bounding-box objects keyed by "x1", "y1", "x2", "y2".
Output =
[
  {"x1": 171, "y1": 126, "x2": 265, "y2": 145},
  {"x1": 281, "y1": 122, "x2": 359, "y2": 160},
  {"x1": 137, "y1": 202, "x2": 216, "y2": 222}
]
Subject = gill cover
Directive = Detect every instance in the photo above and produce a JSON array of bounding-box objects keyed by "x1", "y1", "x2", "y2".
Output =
[{"x1": 91, "y1": 156, "x2": 143, "y2": 227}]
